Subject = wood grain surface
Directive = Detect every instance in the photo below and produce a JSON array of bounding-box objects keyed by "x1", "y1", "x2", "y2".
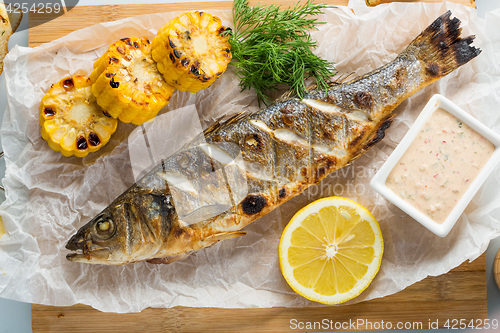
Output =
[
  {"x1": 494, "y1": 249, "x2": 500, "y2": 290},
  {"x1": 28, "y1": 0, "x2": 475, "y2": 46},
  {"x1": 32, "y1": 255, "x2": 486, "y2": 332},
  {"x1": 29, "y1": 0, "x2": 484, "y2": 332}
]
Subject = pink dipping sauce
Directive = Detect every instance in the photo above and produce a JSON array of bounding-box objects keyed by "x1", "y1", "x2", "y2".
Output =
[{"x1": 385, "y1": 108, "x2": 495, "y2": 223}]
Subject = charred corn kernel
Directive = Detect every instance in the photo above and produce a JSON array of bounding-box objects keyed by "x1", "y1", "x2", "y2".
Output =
[
  {"x1": 152, "y1": 11, "x2": 232, "y2": 93},
  {"x1": 39, "y1": 76, "x2": 118, "y2": 158},
  {"x1": 90, "y1": 37, "x2": 175, "y2": 125}
]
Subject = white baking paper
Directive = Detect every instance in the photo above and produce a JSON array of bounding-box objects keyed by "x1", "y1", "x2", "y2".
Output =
[{"x1": 1, "y1": 0, "x2": 500, "y2": 312}]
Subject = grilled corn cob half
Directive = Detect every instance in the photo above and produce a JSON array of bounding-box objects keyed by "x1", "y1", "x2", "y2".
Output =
[
  {"x1": 1, "y1": 3, "x2": 22, "y2": 76},
  {"x1": 39, "y1": 76, "x2": 118, "y2": 158},
  {"x1": 152, "y1": 11, "x2": 232, "y2": 93},
  {"x1": 90, "y1": 37, "x2": 175, "y2": 125}
]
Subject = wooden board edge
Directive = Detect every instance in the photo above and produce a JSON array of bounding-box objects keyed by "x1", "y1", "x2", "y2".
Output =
[
  {"x1": 31, "y1": 254, "x2": 486, "y2": 332},
  {"x1": 27, "y1": 0, "x2": 476, "y2": 47},
  {"x1": 32, "y1": 300, "x2": 487, "y2": 332}
]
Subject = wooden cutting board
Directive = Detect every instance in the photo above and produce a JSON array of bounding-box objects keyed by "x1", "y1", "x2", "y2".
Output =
[
  {"x1": 32, "y1": 257, "x2": 486, "y2": 332},
  {"x1": 30, "y1": 1, "x2": 485, "y2": 332}
]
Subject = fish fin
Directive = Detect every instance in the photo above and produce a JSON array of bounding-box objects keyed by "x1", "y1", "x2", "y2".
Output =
[
  {"x1": 146, "y1": 231, "x2": 245, "y2": 264},
  {"x1": 203, "y1": 112, "x2": 250, "y2": 137},
  {"x1": 330, "y1": 72, "x2": 355, "y2": 85},
  {"x1": 203, "y1": 114, "x2": 226, "y2": 137},
  {"x1": 362, "y1": 116, "x2": 394, "y2": 150},
  {"x1": 305, "y1": 71, "x2": 353, "y2": 91},
  {"x1": 275, "y1": 89, "x2": 297, "y2": 103},
  {"x1": 147, "y1": 253, "x2": 190, "y2": 265},
  {"x1": 407, "y1": 10, "x2": 480, "y2": 79},
  {"x1": 347, "y1": 116, "x2": 395, "y2": 164},
  {"x1": 204, "y1": 231, "x2": 246, "y2": 243}
]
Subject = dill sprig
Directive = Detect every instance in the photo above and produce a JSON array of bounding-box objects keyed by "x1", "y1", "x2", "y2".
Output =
[{"x1": 227, "y1": 0, "x2": 336, "y2": 105}]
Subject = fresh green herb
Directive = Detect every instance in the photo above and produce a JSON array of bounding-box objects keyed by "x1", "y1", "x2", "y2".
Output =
[{"x1": 227, "y1": 0, "x2": 336, "y2": 105}]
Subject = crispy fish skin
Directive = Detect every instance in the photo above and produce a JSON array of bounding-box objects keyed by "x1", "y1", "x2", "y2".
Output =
[{"x1": 66, "y1": 11, "x2": 480, "y2": 265}]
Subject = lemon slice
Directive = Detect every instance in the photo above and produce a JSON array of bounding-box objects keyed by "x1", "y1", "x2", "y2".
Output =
[{"x1": 279, "y1": 196, "x2": 384, "y2": 304}]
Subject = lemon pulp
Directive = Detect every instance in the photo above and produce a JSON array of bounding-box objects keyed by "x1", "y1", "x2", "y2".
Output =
[{"x1": 279, "y1": 196, "x2": 384, "y2": 304}]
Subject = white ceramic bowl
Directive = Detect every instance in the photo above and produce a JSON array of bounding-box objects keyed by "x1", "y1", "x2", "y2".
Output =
[{"x1": 370, "y1": 94, "x2": 500, "y2": 237}]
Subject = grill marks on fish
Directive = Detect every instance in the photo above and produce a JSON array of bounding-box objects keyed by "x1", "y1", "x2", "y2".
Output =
[
  {"x1": 65, "y1": 11, "x2": 481, "y2": 265},
  {"x1": 241, "y1": 195, "x2": 267, "y2": 215},
  {"x1": 200, "y1": 143, "x2": 235, "y2": 165},
  {"x1": 201, "y1": 97, "x2": 374, "y2": 225},
  {"x1": 158, "y1": 171, "x2": 197, "y2": 195},
  {"x1": 243, "y1": 101, "x2": 355, "y2": 183},
  {"x1": 368, "y1": 118, "x2": 393, "y2": 147},
  {"x1": 249, "y1": 120, "x2": 345, "y2": 157},
  {"x1": 195, "y1": 92, "x2": 387, "y2": 238},
  {"x1": 302, "y1": 99, "x2": 370, "y2": 123}
]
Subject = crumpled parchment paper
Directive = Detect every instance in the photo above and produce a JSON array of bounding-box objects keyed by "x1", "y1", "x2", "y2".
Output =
[{"x1": 1, "y1": 0, "x2": 500, "y2": 313}]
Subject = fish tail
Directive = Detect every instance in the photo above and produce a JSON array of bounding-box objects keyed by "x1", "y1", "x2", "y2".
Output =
[{"x1": 408, "y1": 10, "x2": 481, "y2": 79}]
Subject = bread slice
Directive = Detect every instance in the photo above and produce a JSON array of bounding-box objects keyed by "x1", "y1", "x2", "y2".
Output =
[{"x1": 1, "y1": 3, "x2": 22, "y2": 75}]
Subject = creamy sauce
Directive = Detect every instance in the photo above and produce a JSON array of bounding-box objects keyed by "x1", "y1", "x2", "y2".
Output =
[{"x1": 386, "y1": 108, "x2": 495, "y2": 223}]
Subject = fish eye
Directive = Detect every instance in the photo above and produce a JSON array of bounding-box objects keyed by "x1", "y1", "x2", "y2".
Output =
[{"x1": 94, "y1": 215, "x2": 115, "y2": 239}]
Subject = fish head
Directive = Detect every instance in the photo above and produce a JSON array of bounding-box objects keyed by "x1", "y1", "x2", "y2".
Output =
[
  {"x1": 66, "y1": 200, "x2": 161, "y2": 265},
  {"x1": 66, "y1": 189, "x2": 173, "y2": 265},
  {"x1": 65, "y1": 208, "x2": 129, "y2": 264}
]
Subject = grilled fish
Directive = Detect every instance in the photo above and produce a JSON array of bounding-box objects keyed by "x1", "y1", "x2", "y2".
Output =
[{"x1": 66, "y1": 11, "x2": 480, "y2": 265}]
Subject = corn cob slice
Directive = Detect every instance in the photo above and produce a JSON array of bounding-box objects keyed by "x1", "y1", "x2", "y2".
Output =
[
  {"x1": 39, "y1": 76, "x2": 118, "y2": 158},
  {"x1": 152, "y1": 11, "x2": 232, "y2": 93},
  {"x1": 1, "y1": 3, "x2": 22, "y2": 76},
  {"x1": 90, "y1": 37, "x2": 175, "y2": 125}
]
